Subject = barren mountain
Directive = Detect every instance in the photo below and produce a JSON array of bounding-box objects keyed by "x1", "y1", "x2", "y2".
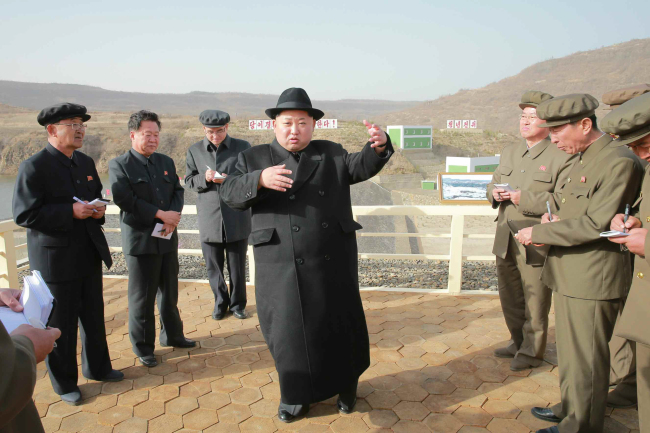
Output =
[
  {"x1": 376, "y1": 39, "x2": 650, "y2": 134},
  {"x1": 0, "y1": 82, "x2": 419, "y2": 121}
]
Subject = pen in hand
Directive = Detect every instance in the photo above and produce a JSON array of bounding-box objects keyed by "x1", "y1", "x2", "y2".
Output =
[{"x1": 623, "y1": 204, "x2": 630, "y2": 233}]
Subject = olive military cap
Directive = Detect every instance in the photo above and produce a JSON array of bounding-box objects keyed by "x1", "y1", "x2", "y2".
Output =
[
  {"x1": 602, "y1": 84, "x2": 650, "y2": 109},
  {"x1": 536, "y1": 93, "x2": 599, "y2": 128},
  {"x1": 37, "y1": 102, "x2": 91, "y2": 126},
  {"x1": 199, "y1": 110, "x2": 230, "y2": 127},
  {"x1": 519, "y1": 91, "x2": 553, "y2": 109},
  {"x1": 601, "y1": 92, "x2": 650, "y2": 146}
]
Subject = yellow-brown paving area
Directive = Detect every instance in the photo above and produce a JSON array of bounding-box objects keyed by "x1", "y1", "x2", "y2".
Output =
[{"x1": 32, "y1": 279, "x2": 640, "y2": 433}]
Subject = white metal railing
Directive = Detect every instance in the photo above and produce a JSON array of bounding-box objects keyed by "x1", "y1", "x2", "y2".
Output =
[{"x1": 0, "y1": 204, "x2": 498, "y2": 293}]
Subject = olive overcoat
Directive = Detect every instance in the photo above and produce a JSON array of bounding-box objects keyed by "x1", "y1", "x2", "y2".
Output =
[{"x1": 221, "y1": 137, "x2": 393, "y2": 404}]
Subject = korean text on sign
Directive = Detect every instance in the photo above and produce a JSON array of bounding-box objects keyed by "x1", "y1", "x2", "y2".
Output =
[{"x1": 249, "y1": 119, "x2": 338, "y2": 130}]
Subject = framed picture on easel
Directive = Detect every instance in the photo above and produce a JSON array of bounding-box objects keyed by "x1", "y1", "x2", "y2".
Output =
[{"x1": 438, "y1": 172, "x2": 492, "y2": 205}]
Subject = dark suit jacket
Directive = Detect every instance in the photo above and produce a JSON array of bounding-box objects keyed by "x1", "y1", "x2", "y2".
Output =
[
  {"x1": 13, "y1": 144, "x2": 112, "y2": 282},
  {"x1": 184, "y1": 136, "x2": 252, "y2": 243},
  {"x1": 109, "y1": 149, "x2": 184, "y2": 256},
  {"x1": 0, "y1": 323, "x2": 44, "y2": 433}
]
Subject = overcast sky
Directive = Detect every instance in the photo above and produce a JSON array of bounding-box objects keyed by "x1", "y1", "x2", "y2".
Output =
[{"x1": 1, "y1": 0, "x2": 648, "y2": 101}]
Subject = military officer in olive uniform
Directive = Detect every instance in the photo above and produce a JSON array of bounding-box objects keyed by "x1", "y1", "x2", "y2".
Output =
[
  {"x1": 109, "y1": 110, "x2": 195, "y2": 368},
  {"x1": 602, "y1": 84, "x2": 650, "y2": 409},
  {"x1": 487, "y1": 91, "x2": 575, "y2": 371},
  {"x1": 515, "y1": 94, "x2": 643, "y2": 433},
  {"x1": 605, "y1": 91, "x2": 650, "y2": 433},
  {"x1": 13, "y1": 103, "x2": 122, "y2": 405},
  {"x1": 185, "y1": 110, "x2": 251, "y2": 320}
]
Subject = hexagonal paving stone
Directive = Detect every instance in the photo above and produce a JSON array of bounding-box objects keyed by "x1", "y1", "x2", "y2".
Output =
[
  {"x1": 422, "y1": 366, "x2": 454, "y2": 381},
  {"x1": 377, "y1": 339, "x2": 403, "y2": 350},
  {"x1": 60, "y1": 411, "x2": 99, "y2": 432},
  {"x1": 148, "y1": 362, "x2": 177, "y2": 376},
  {"x1": 81, "y1": 394, "x2": 118, "y2": 413},
  {"x1": 222, "y1": 363, "x2": 251, "y2": 378},
  {"x1": 398, "y1": 335, "x2": 425, "y2": 346},
  {"x1": 260, "y1": 382, "x2": 281, "y2": 400},
  {"x1": 179, "y1": 381, "x2": 212, "y2": 398},
  {"x1": 474, "y1": 368, "x2": 507, "y2": 384},
  {"x1": 446, "y1": 360, "x2": 478, "y2": 374},
  {"x1": 391, "y1": 419, "x2": 433, "y2": 433},
  {"x1": 241, "y1": 372, "x2": 272, "y2": 388},
  {"x1": 482, "y1": 400, "x2": 520, "y2": 419},
  {"x1": 250, "y1": 399, "x2": 280, "y2": 418},
  {"x1": 98, "y1": 405, "x2": 133, "y2": 426},
  {"x1": 508, "y1": 391, "x2": 549, "y2": 411},
  {"x1": 362, "y1": 409, "x2": 399, "y2": 429},
  {"x1": 365, "y1": 390, "x2": 401, "y2": 410},
  {"x1": 399, "y1": 346, "x2": 427, "y2": 358},
  {"x1": 206, "y1": 355, "x2": 233, "y2": 369},
  {"x1": 394, "y1": 384, "x2": 429, "y2": 402},
  {"x1": 148, "y1": 413, "x2": 184, "y2": 433},
  {"x1": 239, "y1": 416, "x2": 278, "y2": 433},
  {"x1": 423, "y1": 412, "x2": 464, "y2": 433},
  {"x1": 192, "y1": 367, "x2": 224, "y2": 382},
  {"x1": 47, "y1": 400, "x2": 82, "y2": 417},
  {"x1": 197, "y1": 391, "x2": 231, "y2": 410},
  {"x1": 369, "y1": 376, "x2": 402, "y2": 391},
  {"x1": 101, "y1": 379, "x2": 134, "y2": 395},
  {"x1": 166, "y1": 396, "x2": 199, "y2": 415},
  {"x1": 217, "y1": 403, "x2": 253, "y2": 424},
  {"x1": 423, "y1": 379, "x2": 457, "y2": 395},
  {"x1": 448, "y1": 373, "x2": 483, "y2": 390},
  {"x1": 177, "y1": 357, "x2": 206, "y2": 373},
  {"x1": 307, "y1": 403, "x2": 341, "y2": 425},
  {"x1": 211, "y1": 376, "x2": 242, "y2": 393},
  {"x1": 117, "y1": 388, "x2": 149, "y2": 407},
  {"x1": 113, "y1": 417, "x2": 148, "y2": 433},
  {"x1": 183, "y1": 407, "x2": 220, "y2": 430},
  {"x1": 230, "y1": 387, "x2": 263, "y2": 405},
  {"x1": 134, "y1": 399, "x2": 165, "y2": 419},
  {"x1": 373, "y1": 350, "x2": 403, "y2": 363},
  {"x1": 330, "y1": 416, "x2": 369, "y2": 432},
  {"x1": 485, "y1": 418, "x2": 530, "y2": 433},
  {"x1": 149, "y1": 384, "x2": 180, "y2": 402},
  {"x1": 451, "y1": 407, "x2": 492, "y2": 427},
  {"x1": 392, "y1": 401, "x2": 430, "y2": 421},
  {"x1": 132, "y1": 373, "x2": 164, "y2": 390}
]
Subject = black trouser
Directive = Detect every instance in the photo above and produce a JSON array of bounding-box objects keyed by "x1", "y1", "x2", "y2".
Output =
[
  {"x1": 201, "y1": 239, "x2": 247, "y2": 313},
  {"x1": 279, "y1": 379, "x2": 358, "y2": 414},
  {"x1": 125, "y1": 251, "x2": 184, "y2": 357},
  {"x1": 45, "y1": 260, "x2": 112, "y2": 395}
]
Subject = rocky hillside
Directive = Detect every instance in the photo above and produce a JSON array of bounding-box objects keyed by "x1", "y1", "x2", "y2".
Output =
[{"x1": 377, "y1": 38, "x2": 650, "y2": 134}]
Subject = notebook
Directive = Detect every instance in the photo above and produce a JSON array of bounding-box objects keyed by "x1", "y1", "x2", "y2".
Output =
[{"x1": 0, "y1": 270, "x2": 55, "y2": 333}]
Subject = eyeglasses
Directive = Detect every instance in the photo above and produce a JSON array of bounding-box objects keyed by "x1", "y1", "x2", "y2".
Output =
[
  {"x1": 54, "y1": 123, "x2": 87, "y2": 130},
  {"x1": 519, "y1": 115, "x2": 538, "y2": 121}
]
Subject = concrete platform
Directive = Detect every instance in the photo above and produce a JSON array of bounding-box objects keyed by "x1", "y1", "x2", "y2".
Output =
[{"x1": 31, "y1": 279, "x2": 639, "y2": 432}]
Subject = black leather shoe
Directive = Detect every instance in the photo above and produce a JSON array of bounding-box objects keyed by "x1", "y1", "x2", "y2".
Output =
[
  {"x1": 277, "y1": 406, "x2": 309, "y2": 423},
  {"x1": 161, "y1": 337, "x2": 196, "y2": 348},
  {"x1": 213, "y1": 309, "x2": 226, "y2": 320},
  {"x1": 60, "y1": 389, "x2": 82, "y2": 406},
  {"x1": 99, "y1": 369, "x2": 124, "y2": 382},
  {"x1": 139, "y1": 355, "x2": 158, "y2": 367},
  {"x1": 531, "y1": 407, "x2": 562, "y2": 423},
  {"x1": 233, "y1": 309, "x2": 248, "y2": 320},
  {"x1": 337, "y1": 396, "x2": 357, "y2": 414},
  {"x1": 536, "y1": 427, "x2": 559, "y2": 433}
]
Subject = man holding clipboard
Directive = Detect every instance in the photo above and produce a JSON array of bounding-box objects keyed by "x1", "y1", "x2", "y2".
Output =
[{"x1": 487, "y1": 91, "x2": 575, "y2": 372}]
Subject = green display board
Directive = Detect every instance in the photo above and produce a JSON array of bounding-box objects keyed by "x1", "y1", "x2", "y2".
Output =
[
  {"x1": 388, "y1": 128, "x2": 402, "y2": 149},
  {"x1": 448, "y1": 165, "x2": 468, "y2": 173},
  {"x1": 404, "y1": 137, "x2": 432, "y2": 149},
  {"x1": 475, "y1": 164, "x2": 499, "y2": 172},
  {"x1": 422, "y1": 181, "x2": 437, "y2": 190},
  {"x1": 404, "y1": 128, "x2": 432, "y2": 136}
]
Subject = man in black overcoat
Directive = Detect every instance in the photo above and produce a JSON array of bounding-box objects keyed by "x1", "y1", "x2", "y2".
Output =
[
  {"x1": 109, "y1": 110, "x2": 195, "y2": 368},
  {"x1": 220, "y1": 88, "x2": 394, "y2": 422},
  {"x1": 185, "y1": 110, "x2": 252, "y2": 320},
  {"x1": 13, "y1": 103, "x2": 122, "y2": 405}
]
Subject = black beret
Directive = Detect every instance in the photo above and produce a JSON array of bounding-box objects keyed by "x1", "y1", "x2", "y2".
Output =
[
  {"x1": 37, "y1": 102, "x2": 91, "y2": 126},
  {"x1": 199, "y1": 110, "x2": 230, "y2": 127}
]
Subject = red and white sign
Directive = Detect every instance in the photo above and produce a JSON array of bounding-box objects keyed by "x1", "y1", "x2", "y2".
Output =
[
  {"x1": 249, "y1": 119, "x2": 338, "y2": 130},
  {"x1": 447, "y1": 120, "x2": 478, "y2": 129}
]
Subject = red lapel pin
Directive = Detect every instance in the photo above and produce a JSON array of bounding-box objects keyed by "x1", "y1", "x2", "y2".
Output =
[
  {"x1": 87, "y1": 175, "x2": 93, "y2": 181},
  {"x1": 539, "y1": 165, "x2": 547, "y2": 171},
  {"x1": 580, "y1": 176, "x2": 586, "y2": 183},
  {"x1": 164, "y1": 171, "x2": 168, "y2": 175}
]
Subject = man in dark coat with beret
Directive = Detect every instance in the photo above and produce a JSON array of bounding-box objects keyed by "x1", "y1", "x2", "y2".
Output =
[
  {"x1": 185, "y1": 110, "x2": 251, "y2": 320},
  {"x1": 13, "y1": 103, "x2": 122, "y2": 405},
  {"x1": 220, "y1": 87, "x2": 394, "y2": 422},
  {"x1": 109, "y1": 110, "x2": 195, "y2": 369}
]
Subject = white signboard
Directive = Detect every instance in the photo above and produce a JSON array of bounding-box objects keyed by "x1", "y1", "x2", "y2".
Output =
[
  {"x1": 249, "y1": 119, "x2": 338, "y2": 130},
  {"x1": 446, "y1": 120, "x2": 478, "y2": 129}
]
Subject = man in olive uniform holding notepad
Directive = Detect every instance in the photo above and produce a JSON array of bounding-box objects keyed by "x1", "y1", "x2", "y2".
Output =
[
  {"x1": 515, "y1": 94, "x2": 643, "y2": 433},
  {"x1": 604, "y1": 91, "x2": 650, "y2": 433},
  {"x1": 487, "y1": 91, "x2": 575, "y2": 371}
]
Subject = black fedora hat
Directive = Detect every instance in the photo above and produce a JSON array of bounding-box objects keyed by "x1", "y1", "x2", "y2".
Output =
[{"x1": 265, "y1": 88, "x2": 325, "y2": 120}]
